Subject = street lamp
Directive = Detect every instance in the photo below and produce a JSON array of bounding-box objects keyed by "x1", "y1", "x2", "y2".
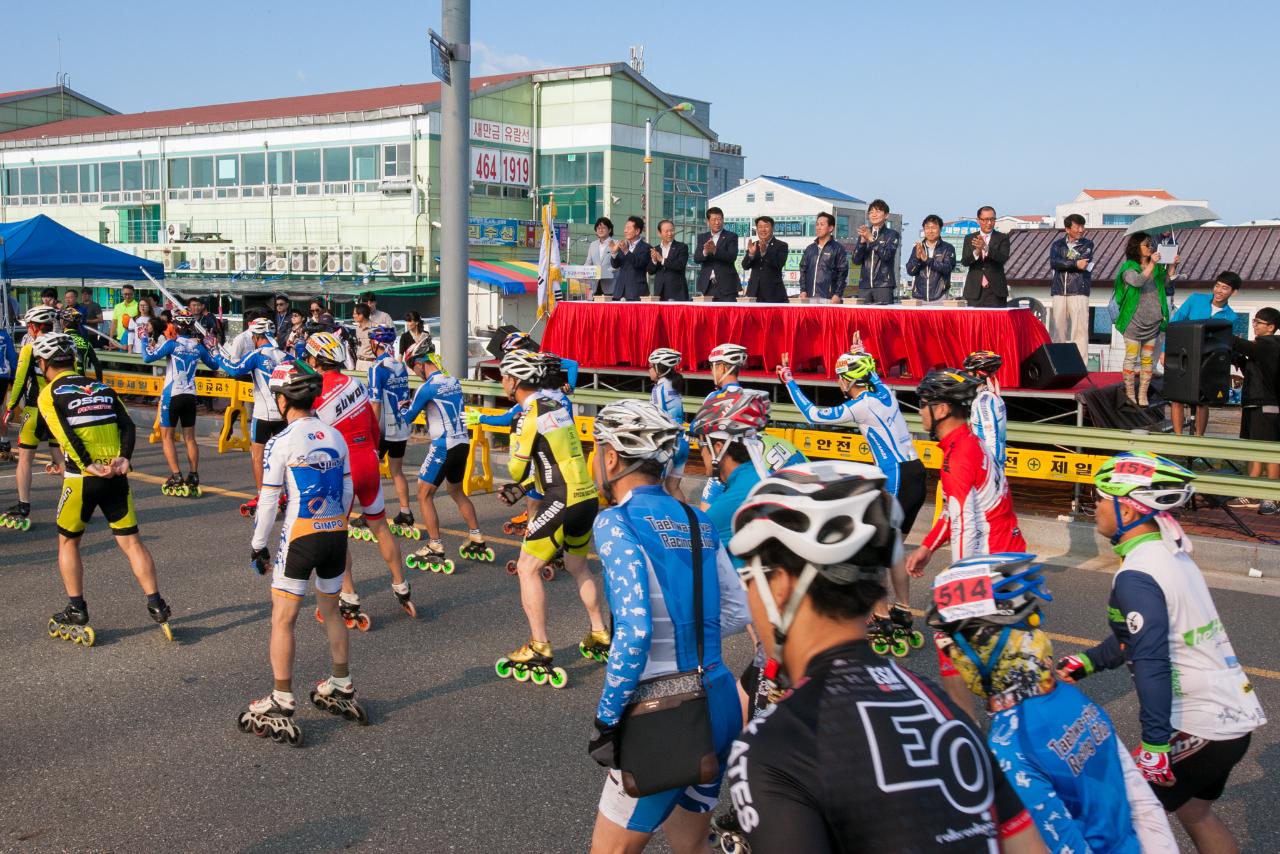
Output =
[{"x1": 644, "y1": 102, "x2": 694, "y2": 239}]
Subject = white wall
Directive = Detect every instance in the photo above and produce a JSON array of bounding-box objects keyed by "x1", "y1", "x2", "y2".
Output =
[{"x1": 1053, "y1": 195, "x2": 1211, "y2": 229}]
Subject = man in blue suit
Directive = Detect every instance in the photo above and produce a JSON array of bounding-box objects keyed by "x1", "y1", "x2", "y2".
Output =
[{"x1": 610, "y1": 215, "x2": 652, "y2": 301}]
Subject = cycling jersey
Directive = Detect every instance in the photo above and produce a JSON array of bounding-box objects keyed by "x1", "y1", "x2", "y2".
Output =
[
  {"x1": 730, "y1": 641, "x2": 1031, "y2": 853},
  {"x1": 509, "y1": 394, "x2": 597, "y2": 506},
  {"x1": 7, "y1": 340, "x2": 45, "y2": 410},
  {"x1": 921, "y1": 424, "x2": 1025, "y2": 559},
  {"x1": 0, "y1": 329, "x2": 16, "y2": 379},
  {"x1": 479, "y1": 386, "x2": 573, "y2": 429},
  {"x1": 214, "y1": 342, "x2": 289, "y2": 425},
  {"x1": 784, "y1": 375, "x2": 918, "y2": 493},
  {"x1": 37, "y1": 370, "x2": 135, "y2": 475},
  {"x1": 143, "y1": 335, "x2": 217, "y2": 399},
  {"x1": 705, "y1": 463, "x2": 761, "y2": 568},
  {"x1": 701, "y1": 434, "x2": 806, "y2": 505},
  {"x1": 971, "y1": 387, "x2": 1008, "y2": 470},
  {"x1": 1083, "y1": 534, "x2": 1266, "y2": 746},
  {"x1": 367, "y1": 352, "x2": 412, "y2": 442},
  {"x1": 650, "y1": 376, "x2": 690, "y2": 476},
  {"x1": 314, "y1": 371, "x2": 380, "y2": 453},
  {"x1": 402, "y1": 369, "x2": 468, "y2": 448},
  {"x1": 65, "y1": 330, "x2": 103, "y2": 383}
]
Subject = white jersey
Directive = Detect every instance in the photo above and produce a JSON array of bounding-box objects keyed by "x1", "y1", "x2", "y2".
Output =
[
  {"x1": 367, "y1": 352, "x2": 412, "y2": 442},
  {"x1": 251, "y1": 416, "x2": 353, "y2": 556},
  {"x1": 403, "y1": 370, "x2": 468, "y2": 448},
  {"x1": 215, "y1": 343, "x2": 288, "y2": 423},
  {"x1": 970, "y1": 386, "x2": 1008, "y2": 469}
]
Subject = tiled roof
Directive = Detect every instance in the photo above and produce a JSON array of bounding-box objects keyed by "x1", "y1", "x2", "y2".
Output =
[
  {"x1": 1006, "y1": 226, "x2": 1280, "y2": 289},
  {"x1": 1081, "y1": 189, "x2": 1176, "y2": 200},
  {"x1": 0, "y1": 88, "x2": 43, "y2": 100},
  {"x1": 759, "y1": 176, "x2": 864, "y2": 204}
]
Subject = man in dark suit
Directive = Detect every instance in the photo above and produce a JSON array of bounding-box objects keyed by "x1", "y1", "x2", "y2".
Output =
[
  {"x1": 610, "y1": 215, "x2": 651, "y2": 301},
  {"x1": 742, "y1": 215, "x2": 789, "y2": 303},
  {"x1": 961, "y1": 205, "x2": 1011, "y2": 307},
  {"x1": 647, "y1": 218, "x2": 690, "y2": 301},
  {"x1": 693, "y1": 206, "x2": 740, "y2": 301}
]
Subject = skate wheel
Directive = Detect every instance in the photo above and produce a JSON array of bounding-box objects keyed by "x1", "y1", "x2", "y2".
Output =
[
  {"x1": 503, "y1": 523, "x2": 514, "y2": 534},
  {"x1": 21, "y1": 519, "x2": 30, "y2": 531},
  {"x1": 549, "y1": 668, "x2": 568, "y2": 689},
  {"x1": 909, "y1": 630, "x2": 925, "y2": 649},
  {"x1": 47, "y1": 619, "x2": 59, "y2": 639},
  {"x1": 530, "y1": 669, "x2": 549, "y2": 686},
  {"x1": 236, "y1": 712, "x2": 253, "y2": 733},
  {"x1": 81, "y1": 627, "x2": 96, "y2": 647},
  {"x1": 412, "y1": 529, "x2": 421, "y2": 540},
  {"x1": 484, "y1": 548, "x2": 495, "y2": 562},
  {"x1": 871, "y1": 639, "x2": 889, "y2": 655},
  {"x1": 402, "y1": 601, "x2": 417, "y2": 619},
  {"x1": 284, "y1": 727, "x2": 304, "y2": 748},
  {"x1": 442, "y1": 560, "x2": 455, "y2": 575},
  {"x1": 239, "y1": 506, "x2": 250, "y2": 517},
  {"x1": 349, "y1": 703, "x2": 369, "y2": 726},
  {"x1": 160, "y1": 622, "x2": 174, "y2": 642},
  {"x1": 540, "y1": 565, "x2": 555, "y2": 582},
  {"x1": 891, "y1": 639, "x2": 910, "y2": 658},
  {"x1": 579, "y1": 643, "x2": 591, "y2": 660},
  {"x1": 355, "y1": 614, "x2": 372, "y2": 632},
  {"x1": 513, "y1": 665, "x2": 531, "y2": 682},
  {"x1": 506, "y1": 560, "x2": 518, "y2": 575},
  {"x1": 315, "y1": 607, "x2": 324, "y2": 624},
  {"x1": 495, "y1": 658, "x2": 513, "y2": 679}
]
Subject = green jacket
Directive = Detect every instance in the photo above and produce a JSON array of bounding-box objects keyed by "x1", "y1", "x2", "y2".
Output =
[{"x1": 1112, "y1": 259, "x2": 1168, "y2": 336}]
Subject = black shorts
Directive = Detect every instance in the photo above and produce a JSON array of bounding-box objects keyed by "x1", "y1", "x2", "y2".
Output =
[
  {"x1": 419, "y1": 442, "x2": 468, "y2": 487},
  {"x1": 1153, "y1": 731, "x2": 1252, "y2": 812},
  {"x1": 379, "y1": 438, "x2": 408, "y2": 460},
  {"x1": 281, "y1": 531, "x2": 348, "y2": 585},
  {"x1": 1240, "y1": 407, "x2": 1280, "y2": 442},
  {"x1": 56, "y1": 475, "x2": 139, "y2": 538},
  {"x1": 161, "y1": 393, "x2": 197, "y2": 429},
  {"x1": 522, "y1": 498, "x2": 597, "y2": 562},
  {"x1": 252, "y1": 418, "x2": 287, "y2": 445},
  {"x1": 895, "y1": 459, "x2": 927, "y2": 536}
]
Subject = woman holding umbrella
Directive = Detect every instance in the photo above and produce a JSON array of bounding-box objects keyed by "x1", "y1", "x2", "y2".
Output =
[{"x1": 1112, "y1": 231, "x2": 1176, "y2": 406}]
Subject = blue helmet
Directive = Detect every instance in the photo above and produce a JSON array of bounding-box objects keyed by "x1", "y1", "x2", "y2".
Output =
[{"x1": 369, "y1": 324, "x2": 397, "y2": 345}]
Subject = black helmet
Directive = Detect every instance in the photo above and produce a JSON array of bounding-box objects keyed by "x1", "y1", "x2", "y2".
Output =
[
  {"x1": 268, "y1": 363, "x2": 323, "y2": 406},
  {"x1": 962, "y1": 350, "x2": 1004, "y2": 377},
  {"x1": 917, "y1": 369, "x2": 984, "y2": 406}
]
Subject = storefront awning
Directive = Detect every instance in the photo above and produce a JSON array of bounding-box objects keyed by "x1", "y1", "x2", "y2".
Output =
[{"x1": 469, "y1": 259, "x2": 539, "y2": 295}]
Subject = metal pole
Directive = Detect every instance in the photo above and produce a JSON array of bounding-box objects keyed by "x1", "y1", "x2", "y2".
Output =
[
  {"x1": 440, "y1": 0, "x2": 471, "y2": 377},
  {"x1": 643, "y1": 117, "x2": 652, "y2": 238}
]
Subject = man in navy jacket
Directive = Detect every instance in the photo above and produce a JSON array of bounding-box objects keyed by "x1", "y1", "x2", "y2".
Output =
[
  {"x1": 610, "y1": 215, "x2": 652, "y2": 301},
  {"x1": 742, "y1": 215, "x2": 790, "y2": 303},
  {"x1": 693, "y1": 207, "x2": 741, "y2": 301},
  {"x1": 850, "y1": 198, "x2": 900, "y2": 304},
  {"x1": 1048, "y1": 213, "x2": 1095, "y2": 359}
]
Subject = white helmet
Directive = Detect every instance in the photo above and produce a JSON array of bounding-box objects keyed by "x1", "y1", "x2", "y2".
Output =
[
  {"x1": 23, "y1": 306, "x2": 58, "y2": 327},
  {"x1": 708, "y1": 342, "x2": 748, "y2": 368},
  {"x1": 304, "y1": 331, "x2": 347, "y2": 366},
  {"x1": 247, "y1": 317, "x2": 274, "y2": 336},
  {"x1": 404, "y1": 333, "x2": 436, "y2": 368},
  {"x1": 648, "y1": 347, "x2": 682, "y2": 376},
  {"x1": 32, "y1": 332, "x2": 77, "y2": 362},
  {"x1": 499, "y1": 349, "x2": 545, "y2": 383},
  {"x1": 593, "y1": 400, "x2": 680, "y2": 464}
]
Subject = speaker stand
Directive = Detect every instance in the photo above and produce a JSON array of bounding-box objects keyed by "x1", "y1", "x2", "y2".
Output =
[{"x1": 1190, "y1": 492, "x2": 1258, "y2": 539}]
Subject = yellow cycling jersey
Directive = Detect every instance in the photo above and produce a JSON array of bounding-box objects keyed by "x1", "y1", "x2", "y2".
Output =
[
  {"x1": 508, "y1": 393, "x2": 598, "y2": 506},
  {"x1": 37, "y1": 370, "x2": 136, "y2": 475},
  {"x1": 6, "y1": 341, "x2": 43, "y2": 410}
]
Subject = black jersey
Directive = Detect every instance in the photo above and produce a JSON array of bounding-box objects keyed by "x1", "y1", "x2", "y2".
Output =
[{"x1": 727, "y1": 641, "x2": 1031, "y2": 853}]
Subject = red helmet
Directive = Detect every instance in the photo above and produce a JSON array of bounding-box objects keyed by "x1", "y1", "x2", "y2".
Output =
[{"x1": 689, "y1": 389, "x2": 769, "y2": 441}]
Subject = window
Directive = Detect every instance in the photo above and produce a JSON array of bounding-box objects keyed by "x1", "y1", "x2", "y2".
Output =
[
  {"x1": 240, "y1": 152, "x2": 265, "y2": 185},
  {"x1": 836, "y1": 215, "x2": 850, "y2": 238},
  {"x1": 215, "y1": 155, "x2": 238, "y2": 186},
  {"x1": 322, "y1": 147, "x2": 350, "y2": 181},
  {"x1": 294, "y1": 149, "x2": 321, "y2": 183},
  {"x1": 352, "y1": 145, "x2": 377, "y2": 180},
  {"x1": 19, "y1": 167, "x2": 36, "y2": 195},
  {"x1": 764, "y1": 191, "x2": 774, "y2": 203},
  {"x1": 268, "y1": 150, "x2": 292, "y2": 184},
  {"x1": 191, "y1": 157, "x2": 214, "y2": 188},
  {"x1": 588, "y1": 151, "x2": 604, "y2": 182},
  {"x1": 746, "y1": 193, "x2": 755, "y2": 203},
  {"x1": 1102, "y1": 214, "x2": 1138, "y2": 226},
  {"x1": 123, "y1": 160, "x2": 143, "y2": 191},
  {"x1": 144, "y1": 159, "x2": 159, "y2": 190},
  {"x1": 39, "y1": 166, "x2": 58, "y2": 194},
  {"x1": 57, "y1": 165, "x2": 77, "y2": 193},
  {"x1": 554, "y1": 153, "x2": 586, "y2": 185},
  {"x1": 168, "y1": 158, "x2": 190, "y2": 189},
  {"x1": 79, "y1": 164, "x2": 98, "y2": 193},
  {"x1": 382, "y1": 143, "x2": 410, "y2": 178},
  {"x1": 100, "y1": 162, "x2": 121, "y2": 192}
]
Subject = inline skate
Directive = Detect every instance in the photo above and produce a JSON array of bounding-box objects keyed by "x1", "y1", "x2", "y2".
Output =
[
  {"x1": 889, "y1": 603, "x2": 924, "y2": 652},
  {"x1": 505, "y1": 550, "x2": 563, "y2": 581},
  {"x1": 48, "y1": 602, "x2": 95, "y2": 647},
  {"x1": 1, "y1": 501, "x2": 31, "y2": 531},
  {"x1": 239, "y1": 496, "x2": 260, "y2": 517},
  {"x1": 387, "y1": 510, "x2": 419, "y2": 540},
  {"x1": 310, "y1": 677, "x2": 369, "y2": 725},
  {"x1": 184, "y1": 472, "x2": 202, "y2": 498},
  {"x1": 347, "y1": 515, "x2": 377, "y2": 542},
  {"x1": 237, "y1": 693, "x2": 303, "y2": 747},
  {"x1": 0, "y1": 440, "x2": 13, "y2": 462},
  {"x1": 161, "y1": 472, "x2": 187, "y2": 497},
  {"x1": 148, "y1": 596, "x2": 176, "y2": 642},
  {"x1": 495, "y1": 640, "x2": 567, "y2": 687},
  {"x1": 502, "y1": 510, "x2": 528, "y2": 537},
  {"x1": 405, "y1": 539, "x2": 454, "y2": 574},
  {"x1": 868, "y1": 613, "x2": 909, "y2": 658},
  {"x1": 710, "y1": 808, "x2": 750, "y2": 854},
  {"x1": 578, "y1": 628, "x2": 612, "y2": 663},
  {"x1": 315, "y1": 595, "x2": 373, "y2": 631},
  {"x1": 392, "y1": 582, "x2": 416, "y2": 618},
  {"x1": 458, "y1": 531, "x2": 495, "y2": 563}
]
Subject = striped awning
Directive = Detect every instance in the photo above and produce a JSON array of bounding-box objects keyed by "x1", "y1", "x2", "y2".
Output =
[{"x1": 469, "y1": 259, "x2": 539, "y2": 295}]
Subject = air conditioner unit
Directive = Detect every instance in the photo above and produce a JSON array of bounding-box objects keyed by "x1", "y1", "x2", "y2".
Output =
[
  {"x1": 289, "y1": 248, "x2": 309, "y2": 273},
  {"x1": 265, "y1": 248, "x2": 287, "y2": 273},
  {"x1": 324, "y1": 248, "x2": 343, "y2": 274},
  {"x1": 341, "y1": 247, "x2": 364, "y2": 273},
  {"x1": 245, "y1": 247, "x2": 263, "y2": 271},
  {"x1": 306, "y1": 248, "x2": 322, "y2": 273},
  {"x1": 370, "y1": 251, "x2": 390, "y2": 274},
  {"x1": 233, "y1": 249, "x2": 249, "y2": 272},
  {"x1": 215, "y1": 250, "x2": 231, "y2": 272},
  {"x1": 379, "y1": 177, "x2": 413, "y2": 194},
  {"x1": 386, "y1": 246, "x2": 413, "y2": 276},
  {"x1": 165, "y1": 222, "x2": 190, "y2": 243}
]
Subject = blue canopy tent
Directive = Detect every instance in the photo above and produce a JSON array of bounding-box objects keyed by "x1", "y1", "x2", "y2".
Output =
[{"x1": 1, "y1": 214, "x2": 163, "y2": 325}]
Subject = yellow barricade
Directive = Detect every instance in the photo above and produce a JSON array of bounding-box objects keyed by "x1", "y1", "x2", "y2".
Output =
[{"x1": 464, "y1": 426, "x2": 495, "y2": 495}]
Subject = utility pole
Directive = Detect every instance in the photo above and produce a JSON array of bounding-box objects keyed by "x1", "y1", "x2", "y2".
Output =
[{"x1": 438, "y1": 0, "x2": 471, "y2": 377}]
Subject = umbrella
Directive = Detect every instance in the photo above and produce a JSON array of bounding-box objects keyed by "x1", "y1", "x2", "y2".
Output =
[{"x1": 1125, "y1": 205, "x2": 1219, "y2": 235}]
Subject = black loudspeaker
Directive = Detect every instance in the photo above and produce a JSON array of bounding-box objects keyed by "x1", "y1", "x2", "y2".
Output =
[
  {"x1": 1020, "y1": 343, "x2": 1088, "y2": 389},
  {"x1": 1163, "y1": 320, "x2": 1232, "y2": 405},
  {"x1": 485, "y1": 324, "x2": 522, "y2": 360}
]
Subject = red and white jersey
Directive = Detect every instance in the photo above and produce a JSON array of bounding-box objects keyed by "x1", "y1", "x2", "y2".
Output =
[
  {"x1": 922, "y1": 424, "x2": 1025, "y2": 559},
  {"x1": 314, "y1": 370, "x2": 380, "y2": 455}
]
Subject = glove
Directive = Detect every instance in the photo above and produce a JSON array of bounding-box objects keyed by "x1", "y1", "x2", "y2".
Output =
[
  {"x1": 465, "y1": 410, "x2": 482, "y2": 428},
  {"x1": 251, "y1": 547, "x2": 271, "y2": 576},
  {"x1": 775, "y1": 363, "x2": 793, "y2": 384},
  {"x1": 498, "y1": 482, "x2": 526, "y2": 506},
  {"x1": 1056, "y1": 653, "x2": 1094, "y2": 683},
  {"x1": 1132, "y1": 743, "x2": 1175, "y2": 787},
  {"x1": 588, "y1": 718, "x2": 619, "y2": 769}
]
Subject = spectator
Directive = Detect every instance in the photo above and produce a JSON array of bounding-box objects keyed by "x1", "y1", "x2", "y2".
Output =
[
  {"x1": 352, "y1": 303, "x2": 375, "y2": 371},
  {"x1": 905, "y1": 214, "x2": 956, "y2": 303},
  {"x1": 1049, "y1": 213, "x2": 1094, "y2": 360},
  {"x1": 609, "y1": 215, "x2": 651, "y2": 302},
  {"x1": 128, "y1": 298, "x2": 155, "y2": 354},
  {"x1": 742, "y1": 215, "x2": 789, "y2": 303},
  {"x1": 694, "y1": 207, "x2": 741, "y2": 302},
  {"x1": 113, "y1": 284, "x2": 139, "y2": 341},
  {"x1": 187, "y1": 296, "x2": 224, "y2": 348},
  {"x1": 585, "y1": 216, "x2": 616, "y2": 298},
  {"x1": 1112, "y1": 232, "x2": 1170, "y2": 407},
  {"x1": 283, "y1": 309, "x2": 307, "y2": 355},
  {"x1": 647, "y1": 219, "x2": 690, "y2": 301},
  {"x1": 1166, "y1": 271, "x2": 1237, "y2": 436},
  {"x1": 850, "y1": 198, "x2": 900, "y2": 305},
  {"x1": 271, "y1": 295, "x2": 292, "y2": 344},
  {"x1": 79, "y1": 289, "x2": 106, "y2": 337},
  {"x1": 399, "y1": 310, "x2": 429, "y2": 360},
  {"x1": 62, "y1": 288, "x2": 81, "y2": 314},
  {"x1": 361, "y1": 291, "x2": 393, "y2": 328},
  {"x1": 962, "y1": 206, "x2": 1011, "y2": 307},
  {"x1": 1230, "y1": 306, "x2": 1280, "y2": 514},
  {"x1": 40, "y1": 287, "x2": 58, "y2": 308},
  {"x1": 798, "y1": 211, "x2": 849, "y2": 304},
  {"x1": 308, "y1": 299, "x2": 325, "y2": 323}
]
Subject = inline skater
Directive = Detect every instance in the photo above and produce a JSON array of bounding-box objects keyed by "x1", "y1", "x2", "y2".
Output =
[
  {"x1": 400, "y1": 334, "x2": 492, "y2": 572},
  {"x1": 35, "y1": 333, "x2": 173, "y2": 646},
  {"x1": 689, "y1": 389, "x2": 770, "y2": 556},
  {"x1": 726, "y1": 460, "x2": 1042, "y2": 853},
  {"x1": 963, "y1": 350, "x2": 1008, "y2": 469},
  {"x1": 213, "y1": 317, "x2": 289, "y2": 510},
  {"x1": 1058, "y1": 453, "x2": 1266, "y2": 853},
  {"x1": 304, "y1": 332, "x2": 413, "y2": 624},
  {"x1": 0, "y1": 320, "x2": 14, "y2": 461},
  {"x1": 647, "y1": 347, "x2": 689, "y2": 498},
  {"x1": 778, "y1": 347, "x2": 927, "y2": 656},
  {"x1": 3, "y1": 306, "x2": 67, "y2": 529},
  {"x1": 928, "y1": 552, "x2": 1176, "y2": 853},
  {"x1": 587, "y1": 400, "x2": 749, "y2": 852},
  {"x1": 57, "y1": 306, "x2": 104, "y2": 382},
  {"x1": 240, "y1": 362, "x2": 366, "y2": 747},
  {"x1": 493, "y1": 349, "x2": 608, "y2": 687},
  {"x1": 143, "y1": 310, "x2": 217, "y2": 498},
  {"x1": 366, "y1": 324, "x2": 415, "y2": 537}
]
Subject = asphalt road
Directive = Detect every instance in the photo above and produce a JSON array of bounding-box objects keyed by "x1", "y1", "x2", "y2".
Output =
[{"x1": 3, "y1": 411, "x2": 1278, "y2": 853}]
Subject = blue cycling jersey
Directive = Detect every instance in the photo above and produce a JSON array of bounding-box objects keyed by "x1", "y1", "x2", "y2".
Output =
[
  {"x1": 704, "y1": 463, "x2": 762, "y2": 568},
  {"x1": 144, "y1": 335, "x2": 217, "y2": 399},
  {"x1": 368, "y1": 352, "x2": 412, "y2": 441},
  {"x1": 987, "y1": 683, "x2": 1140, "y2": 854},
  {"x1": 403, "y1": 369, "x2": 468, "y2": 448},
  {"x1": 971, "y1": 387, "x2": 1008, "y2": 469},
  {"x1": 215, "y1": 342, "x2": 289, "y2": 423},
  {"x1": 0, "y1": 329, "x2": 16, "y2": 379}
]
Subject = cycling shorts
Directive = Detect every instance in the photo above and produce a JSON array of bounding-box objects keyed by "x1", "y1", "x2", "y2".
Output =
[
  {"x1": 379, "y1": 438, "x2": 408, "y2": 460},
  {"x1": 56, "y1": 474, "x2": 139, "y2": 538},
  {"x1": 896, "y1": 459, "x2": 927, "y2": 536},
  {"x1": 349, "y1": 447, "x2": 386, "y2": 520},
  {"x1": 273, "y1": 530, "x2": 348, "y2": 598},
  {"x1": 418, "y1": 441, "x2": 467, "y2": 488},
  {"x1": 1153, "y1": 731, "x2": 1252, "y2": 812},
  {"x1": 160, "y1": 393, "x2": 197, "y2": 429},
  {"x1": 669, "y1": 435, "x2": 690, "y2": 479},
  {"x1": 17, "y1": 407, "x2": 52, "y2": 450},
  {"x1": 252, "y1": 418, "x2": 287, "y2": 446},
  {"x1": 522, "y1": 498, "x2": 596, "y2": 563}
]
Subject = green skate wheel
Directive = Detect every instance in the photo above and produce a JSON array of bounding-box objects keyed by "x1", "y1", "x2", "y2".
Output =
[
  {"x1": 411, "y1": 529, "x2": 421, "y2": 540},
  {"x1": 495, "y1": 658, "x2": 512, "y2": 678},
  {"x1": 871, "y1": 638, "x2": 889, "y2": 655},
  {"x1": 513, "y1": 665, "x2": 531, "y2": 682},
  {"x1": 530, "y1": 669, "x2": 549, "y2": 686},
  {"x1": 404, "y1": 556, "x2": 415, "y2": 570},
  {"x1": 484, "y1": 548, "x2": 495, "y2": 561},
  {"x1": 21, "y1": 518, "x2": 30, "y2": 531},
  {"x1": 549, "y1": 667, "x2": 568, "y2": 689},
  {"x1": 442, "y1": 560, "x2": 455, "y2": 575},
  {"x1": 579, "y1": 643, "x2": 591, "y2": 660},
  {"x1": 891, "y1": 639, "x2": 910, "y2": 658},
  {"x1": 909, "y1": 630, "x2": 925, "y2": 649}
]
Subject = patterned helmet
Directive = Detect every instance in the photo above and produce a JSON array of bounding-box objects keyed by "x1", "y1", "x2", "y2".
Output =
[
  {"x1": 925, "y1": 553, "x2": 1053, "y2": 633},
  {"x1": 23, "y1": 306, "x2": 58, "y2": 327},
  {"x1": 247, "y1": 317, "x2": 274, "y2": 336},
  {"x1": 404, "y1": 333, "x2": 436, "y2": 368},
  {"x1": 32, "y1": 332, "x2": 76, "y2": 362},
  {"x1": 305, "y1": 331, "x2": 347, "y2": 365},
  {"x1": 916, "y1": 369, "x2": 984, "y2": 406},
  {"x1": 834, "y1": 351, "x2": 876, "y2": 383},
  {"x1": 1094, "y1": 452, "x2": 1195, "y2": 512},
  {"x1": 708, "y1": 342, "x2": 748, "y2": 368},
  {"x1": 688, "y1": 388, "x2": 769, "y2": 441},
  {"x1": 501, "y1": 331, "x2": 538, "y2": 353},
  {"x1": 170, "y1": 310, "x2": 198, "y2": 335},
  {"x1": 58, "y1": 306, "x2": 83, "y2": 328},
  {"x1": 499, "y1": 349, "x2": 545, "y2": 383},
  {"x1": 963, "y1": 350, "x2": 1004, "y2": 377},
  {"x1": 268, "y1": 362, "x2": 323, "y2": 404},
  {"x1": 369, "y1": 324, "x2": 397, "y2": 345},
  {"x1": 593, "y1": 400, "x2": 681, "y2": 463},
  {"x1": 648, "y1": 347, "x2": 682, "y2": 375}
]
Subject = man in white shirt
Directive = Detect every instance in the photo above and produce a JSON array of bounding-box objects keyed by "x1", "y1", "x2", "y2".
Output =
[{"x1": 361, "y1": 291, "x2": 393, "y2": 328}]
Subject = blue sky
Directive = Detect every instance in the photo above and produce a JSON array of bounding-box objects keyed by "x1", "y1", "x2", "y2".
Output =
[{"x1": 7, "y1": 0, "x2": 1277, "y2": 230}]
